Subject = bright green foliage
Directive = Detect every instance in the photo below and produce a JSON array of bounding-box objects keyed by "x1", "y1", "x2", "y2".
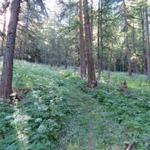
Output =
[
  {"x1": 62, "y1": 72, "x2": 150, "y2": 149},
  {"x1": 0, "y1": 61, "x2": 74, "y2": 149},
  {"x1": 0, "y1": 61, "x2": 150, "y2": 149}
]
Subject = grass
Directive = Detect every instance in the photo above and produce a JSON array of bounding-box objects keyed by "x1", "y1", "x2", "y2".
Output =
[{"x1": 0, "y1": 60, "x2": 150, "y2": 149}]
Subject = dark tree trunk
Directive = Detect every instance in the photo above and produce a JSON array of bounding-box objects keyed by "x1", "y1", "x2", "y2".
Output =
[
  {"x1": 79, "y1": 0, "x2": 86, "y2": 78},
  {"x1": 145, "y1": 0, "x2": 150, "y2": 79},
  {"x1": 83, "y1": 0, "x2": 96, "y2": 87},
  {"x1": 132, "y1": 21, "x2": 135, "y2": 53},
  {"x1": 141, "y1": 7, "x2": 147, "y2": 74},
  {"x1": 90, "y1": 0, "x2": 93, "y2": 41},
  {"x1": 123, "y1": 0, "x2": 132, "y2": 76},
  {"x1": 126, "y1": 35, "x2": 132, "y2": 76},
  {"x1": 0, "y1": 0, "x2": 21, "y2": 99},
  {"x1": 97, "y1": 0, "x2": 102, "y2": 77},
  {"x1": 64, "y1": 49, "x2": 68, "y2": 69}
]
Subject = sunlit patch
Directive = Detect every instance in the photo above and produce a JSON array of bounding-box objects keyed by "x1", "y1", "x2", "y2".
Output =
[
  {"x1": 35, "y1": 118, "x2": 42, "y2": 123},
  {"x1": 11, "y1": 104, "x2": 31, "y2": 148},
  {"x1": 0, "y1": 5, "x2": 10, "y2": 32},
  {"x1": 37, "y1": 123, "x2": 47, "y2": 133},
  {"x1": 5, "y1": 8, "x2": 10, "y2": 30},
  {"x1": 16, "y1": 130, "x2": 29, "y2": 144}
]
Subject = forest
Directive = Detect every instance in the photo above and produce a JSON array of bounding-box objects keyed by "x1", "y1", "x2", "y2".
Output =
[{"x1": 0, "y1": 0, "x2": 150, "y2": 149}]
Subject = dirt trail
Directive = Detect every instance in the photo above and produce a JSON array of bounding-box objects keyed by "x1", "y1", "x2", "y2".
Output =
[{"x1": 88, "y1": 115, "x2": 95, "y2": 150}]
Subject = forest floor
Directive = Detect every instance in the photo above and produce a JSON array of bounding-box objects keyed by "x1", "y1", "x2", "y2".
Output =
[{"x1": 0, "y1": 60, "x2": 150, "y2": 150}]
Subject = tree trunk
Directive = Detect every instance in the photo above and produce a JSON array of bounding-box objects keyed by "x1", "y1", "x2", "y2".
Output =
[
  {"x1": 0, "y1": 0, "x2": 21, "y2": 99},
  {"x1": 79, "y1": 0, "x2": 86, "y2": 78},
  {"x1": 97, "y1": 0, "x2": 102, "y2": 77},
  {"x1": 83, "y1": 0, "x2": 96, "y2": 87},
  {"x1": 132, "y1": 21, "x2": 135, "y2": 53},
  {"x1": 141, "y1": 7, "x2": 147, "y2": 74},
  {"x1": 126, "y1": 35, "x2": 132, "y2": 76},
  {"x1": 64, "y1": 49, "x2": 68, "y2": 69},
  {"x1": 145, "y1": 0, "x2": 150, "y2": 79},
  {"x1": 90, "y1": 0, "x2": 93, "y2": 41},
  {"x1": 123, "y1": 0, "x2": 132, "y2": 76}
]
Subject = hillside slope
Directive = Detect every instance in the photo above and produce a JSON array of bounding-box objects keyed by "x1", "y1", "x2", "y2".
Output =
[{"x1": 0, "y1": 61, "x2": 150, "y2": 150}]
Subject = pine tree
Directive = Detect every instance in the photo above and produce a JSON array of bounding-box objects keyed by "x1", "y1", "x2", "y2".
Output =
[
  {"x1": 83, "y1": 0, "x2": 96, "y2": 87},
  {"x1": 0, "y1": 0, "x2": 21, "y2": 99}
]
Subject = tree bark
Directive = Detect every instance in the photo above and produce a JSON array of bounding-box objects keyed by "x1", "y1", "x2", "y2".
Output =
[
  {"x1": 90, "y1": 0, "x2": 93, "y2": 41},
  {"x1": 97, "y1": 0, "x2": 102, "y2": 77},
  {"x1": 83, "y1": 0, "x2": 96, "y2": 87},
  {"x1": 123, "y1": 0, "x2": 132, "y2": 76},
  {"x1": 141, "y1": 7, "x2": 147, "y2": 74},
  {"x1": 79, "y1": 0, "x2": 86, "y2": 78},
  {"x1": 144, "y1": 0, "x2": 150, "y2": 79},
  {"x1": 64, "y1": 49, "x2": 68, "y2": 69},
  {"x1": 0, "y1": 0, "x2": 21, "y2": 99}
]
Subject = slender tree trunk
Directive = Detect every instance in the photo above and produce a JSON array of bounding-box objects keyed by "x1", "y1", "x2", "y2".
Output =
[
  {"x1": 0, "y1": 0, "x2": 21, "y2": 99},
  {"x1": 97, "y1": 0, "x2": 102, "y2": 77},
  {"x1": 79, "y1": 0, "x2": 86, "y2": 78},
  {"x1": 100, "y1": 0, "x2": 103, "y2": 71},
  {"x1": 64, "y1": 49, "x2": 68, "y2": 69},
  {"x1": 126, "y1": 35, "x2": 132, "y2": 76},
  {"x1": 132, "y1": 21, "x2": 135, "y2": 53},
  {"x1": 141, "y1": 8, "x2": 145, "y2": 52},
  {"x1": 90, "y1": 0, "x2": 93, "y2": 40},
  {"x1": 141, "y1": 7, "x2": 146, "y2": 74},
  {"x1": 107, "y1": 43, "x2": 113, "y2": 92},
  {"x1": 123, "y1": 0, "x2": 132, "y2": 76},
  {"x1": 145, "y1": 0, "x2": 150, "y2": 79},
  {"x1": 132, "y1": 21, "x2": 137, "y2": 73},
  {"x1": 83, "y1": 0, "x2": 96, "y2": 87}
]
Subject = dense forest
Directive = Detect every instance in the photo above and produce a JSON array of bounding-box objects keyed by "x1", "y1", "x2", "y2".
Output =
[{"x1": 0, "y1": 0, "x2": 150, "y2": 149}]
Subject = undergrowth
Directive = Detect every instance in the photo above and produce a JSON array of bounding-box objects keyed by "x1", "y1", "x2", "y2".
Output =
[{"x1": 0, "y1": 61, "x2": 150, "y2": 150}]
